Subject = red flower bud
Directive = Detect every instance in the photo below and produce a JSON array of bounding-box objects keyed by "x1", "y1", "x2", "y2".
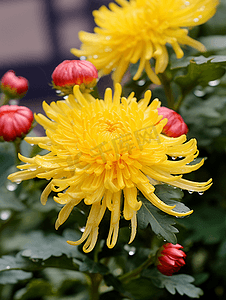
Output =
[
  {"x1": 156, "y1": 243, "x2": 186, "y2": 276},
  {"x1": 1, "y1": 70, "x2": 29, "y2": 99},
  {"x1": 0, "y1": 105, "x2": 33, "y2": 142},
  {"x1": 52, "y1": 60, "x2": 98, "y2": 95},
  {"x1": 157, "y1": 107, "x2": 188, "y2": 137}
]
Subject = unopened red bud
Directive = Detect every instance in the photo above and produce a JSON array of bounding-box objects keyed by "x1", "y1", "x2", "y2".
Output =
[
  {"x1": 1, "y1": 70, "x2": 29, "y2": 99},
  {"x1": 156, "y1": 243, "x2": 186, "y2": 276},
  {"x1": 157, "y1": 107, "x2": 188, "y2": 138},
  {"x1": 0, "y1": 105, "x2": 33, "y2": 142},
  {"x1": 52, "y1": 60, "x2": 98, "y2": 95}
]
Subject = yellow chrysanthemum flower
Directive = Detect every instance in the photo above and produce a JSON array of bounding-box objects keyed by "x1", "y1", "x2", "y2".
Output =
[
  {"x1": 71, "y1": 0, "x2": 219, "y2": 85},
  {"x1": 8, "y1": 84, "x2": 212, "y2": 252}
]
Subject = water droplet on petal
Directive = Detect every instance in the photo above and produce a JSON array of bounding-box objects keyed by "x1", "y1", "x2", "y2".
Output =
[
  {"x1": 30, "y1": 144, "x2": 34, "y2": 147},
  {"x1": 198, "y1": 6, "x2": 205, "y2": 12},
  {"x1": 79, "y1": 226, "x2": 86, "y2": 233},
  {"x1": 93, "y1": 55, "x2": 98, "y2": 59},
  {"x1": 171, "y1": 156, "x2": 176, "y2": 160},
  {"x1": 193, "y1": 18, "x2": 199, "y2": 22},
  {"x1": 15, "y1": 179, "x2": 22, "y2": 184},
  {"x1": 80, "y1": 56, "x2": 86, "y2": 60},
  {"x1": 198, "y1": 191, "x2": 204, "y2": 195},
  {"x1": 105, "y1": 47, "x2": 112, "y2": 52},
  {"x1": 184, "y1": 1, "x2": 190, "y2": 6},
  {"x1": 188, "y1": 190, "x2": 194, "y2": 194},
  {"x1": 6, "y1": 266, "x2": 10, "y2": 270},
  {"x1": 106, "y1": 36, "x2": 111, "y2": 40},
  {"x1": 6, "y1": 182, "x2": 18, "y2": 191},
  {"x1": 29, "y1": 167, "x2": 37, "y2": 171},
  {"x1": 208, "y1": 79, "x2": 220, "y2": 87}
]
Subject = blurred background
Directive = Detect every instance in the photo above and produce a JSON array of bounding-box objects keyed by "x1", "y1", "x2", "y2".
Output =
[{"x1": 0, "y1": 0, "x2": 111, "y2": 120}]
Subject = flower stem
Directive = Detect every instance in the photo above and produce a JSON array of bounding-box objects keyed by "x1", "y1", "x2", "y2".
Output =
[
  {"x1": 118, "y1": 255, "x2": 155, "y2": 284},
  {"x1": 158, "y1": 73, "x2": 175, "y2": 109},
  {"x1": 13, "y1": 139, "x2": 21, "y2": 165},
  {"x1": 0, "y1": 93, "x2": 11, "y2": 106},
  {"x1": 88, "y1": 273, "x2": 102, "y2": 300}
]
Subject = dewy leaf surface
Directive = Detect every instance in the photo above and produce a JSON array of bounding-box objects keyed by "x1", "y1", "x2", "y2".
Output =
[
  {"x1": 137, "y1": 197, "x2": 179, "y2": 244},
  {"x1": 143, "y1": 269, "x2": 203, "y2": 298},
  {"x1": 172, "y1": 55, "x2": 226, "y2": 93},
  {"x1": 137, "y1": 185, "x2": 190, "y2": 243}
]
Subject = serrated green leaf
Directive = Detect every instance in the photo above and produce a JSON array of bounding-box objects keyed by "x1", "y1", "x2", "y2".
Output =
[
  {"x1": 20, "y1": 230, "x2": 82, "y2": 260},
  {"x1": 0, "y1": 270, "x2": 32, "y2": 285},
  {"x1": 137, "y1": 185, "x2": 190, "y2": 243},
  {"x1": 0, "y1": 252, "x2": 79, "y2": 276},
  {"x1": 174, "y1": 56, "x2": 226, "y2": 92},
  {"x1": 154, "y1": 185, "x2": 191, "y2": 214},
  {"x1": 171, "y1": 55, "x2": 226, "y2": 69},
  {"x1": 143, "y1": 269, "x2": 203, "y2": 298},
  {"x1": 137, "y1": 197, "x2": 178, "y2": 244}
]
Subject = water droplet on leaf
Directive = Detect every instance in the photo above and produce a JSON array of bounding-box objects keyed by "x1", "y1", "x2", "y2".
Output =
[
  {"x1": 208, "y1": 79, "x2": 220, "y2": 87},
  {"x1": 0, "y1": 210, "x2": 11, "y2": 220},
  {"x1": 194, "y1": 86, "x2": 206, "y2": 97}
]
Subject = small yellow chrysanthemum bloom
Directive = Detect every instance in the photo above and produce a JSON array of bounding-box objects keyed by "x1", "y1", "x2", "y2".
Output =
[
  {"x1": 71, "y1": 0, "x2": 219, "y2": 85},
  {"x1": 8, "y1": 84, "x2": 212, "y2": 252}
]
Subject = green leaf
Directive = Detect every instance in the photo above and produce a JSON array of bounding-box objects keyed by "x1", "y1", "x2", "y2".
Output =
[
  {"x1": 171, "y1": 55, "x2": 226, "y2": 69},
  {"x1": 14, "y1": 279, "x2": 53, "y2": 300},
  {"x1": 137, "y1": 197, "x2": 178, "y2": 244},
  {"x1": 0, "y1": 270, "x2": 32, "y2": 285},
  {"x1": 79, "y1": 257, "x2": 108, "y2": 274},
  {"x1": 143, "y1": 269, "x2": 203, "y2": 298},
  {"x1": 0, "y1": 185, "x2": 26, "y2": 211},
  {"x1": 104, "y1": 274, "x2": 126, "y2": 294},
  {"x1": 137, "y1": 185, "x2": 189, "y2": 243},
  {"x1": 20, "y1": 230, "x2": 82, "y2": 260},
  {"x1": 122, "y1": 277, "x2": 158, "y2": 299},
  {"x1": 154, "y1": 185, "x2": 191, "y2": 214},
  {"x1": 172, "y1": 55, "x2": 226, "y2": 94},
  {"x1": 0, "y1": 252, "x2": 79, "y2": 275}
]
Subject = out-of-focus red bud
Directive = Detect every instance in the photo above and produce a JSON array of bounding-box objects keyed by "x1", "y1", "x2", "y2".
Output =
[
  {"x1": 157, "y1": 107, "x2": 188, "y2": 137},
  {"x1": 52, "y1": 60, "x2": 98, "y2": 95},
  {"x1": 0, "y1": 105, "x2": 33, "y2": 142},
  {"x1": 156, "y1": 243, "x2": 186, "y2": 276},
  {"x1": 1, "y1": 70, "x2": 29, "y2": 99}
]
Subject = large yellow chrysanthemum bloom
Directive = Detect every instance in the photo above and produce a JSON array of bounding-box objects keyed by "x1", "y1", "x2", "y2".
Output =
[
  {"x1": 8, "y1": 84, "x2": 212, "y2": 252},
  {"x1": 71, "y1": 0, "x2": 219, "y2": 85}
]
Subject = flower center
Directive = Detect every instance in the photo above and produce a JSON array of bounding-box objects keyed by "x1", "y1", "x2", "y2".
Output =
[{"x1": 95, "y1": 118, "x2": 128, "y2": 141}]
